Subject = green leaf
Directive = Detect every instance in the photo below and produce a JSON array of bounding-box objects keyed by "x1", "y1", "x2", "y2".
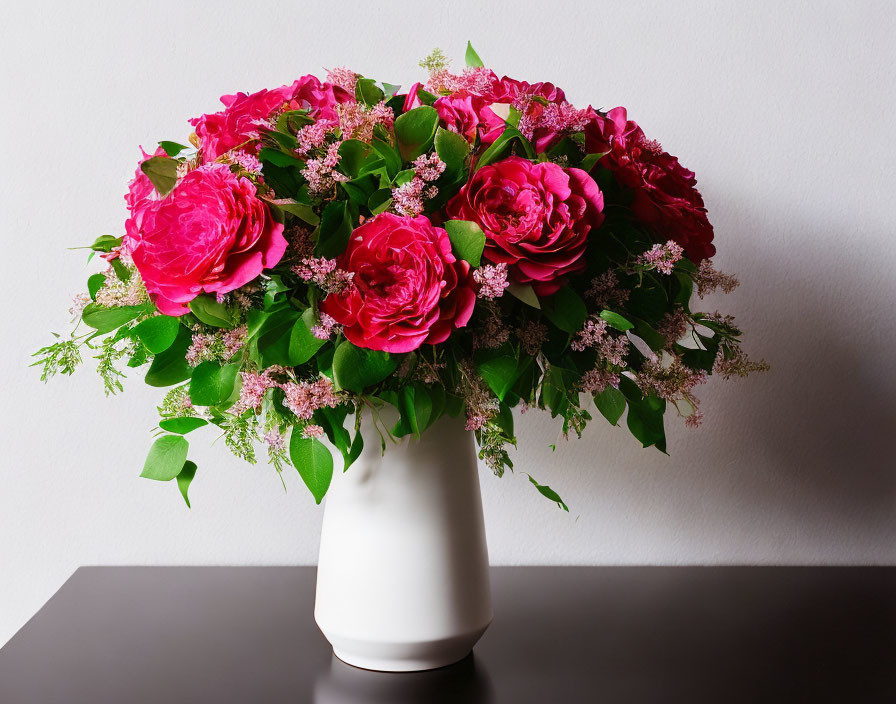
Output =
[
  {"x1": 316, "y1": 200, "x2": 354, "y2": 259},
  {"x1": 393, "y1": 106, "x2": 439, "y2": 162},
  {"x1": 594, "y1": 386, "x2": 626, "y2": 425},
  {"x1": 367, "y1": 188, "x2": 393, "y2": 214},
  {"x1": 188, "y1": 295, "x2": 237, "y2": 328},
  {"x1": 141, "y1": 435, "x2": 189, "y2": 481},
  {"x1": 344, "y1": 430, "x2": 364, "y2": 472},
  {"x1": 541, "y1": 287, "x2": 588, "y2": 334},
  {"x1": 332, "y1": 341, "x2": 399, "y2": 392},
  {"x1": 269, "y1": 198, "x2": 319, "y2": 225},
  {"x1": 159, "y1": 417, "x2": 208, "y2": 434},
  {"x1": 434, "y1": 127, "x2": 471, "y2": 176},
  {"x1": 133, "y1": 315, "x2": 180, "y2": 354},
  {"x1": 176, "y1": 461, "x2": 197, "y2": 508},
  {"x1": 139, "y1": 155, "x2": 178, "y2": 197},
  {"x1": 465, "y1": 40, "x2": 485, "y2": 68},
  {"x1": 527, "y1": 475, "x2": 568, "y2": 511},
  {"x1": 474, "y1": 347, "x2": 519, "y2": 401},
  {"x1": 289, "y1": 434, "x2": 333, "y2": 504},
  {"x1": 87, "y1": 235, "x2": 122, "y2": 253},
  {"x1": 371, "y1": 138, "x2": 402, "y2": 179},
  {"x1": 337, "y1": 139, "x2": 375, "y2": 179},
  {"x1": 579, "y1": 150, "x2": 609, "y2": 172},
  {"x1": 506, "y1": 283, "x2": 541, "y2": 309},
  {"x1": 258, "y1": 148, "x2": 305, "y2": 168},
  {"x1": 159, "y1": 141, "x2": 189, "y2": 157},
  {"x1": 674, "y1": 271, "x2": 694, "y2": 306},
  {"x1": 189, "y1": 362, "x2": 240, "y2": 407},
  {"x1": 632, "y1": 318, "x2": 666, "y2": 352},
  {"x1": 400, "y1": 385, "x2": 433, "y2": 438},
  {"x1": 600, "y1": 310, "x2": 635, "y2": 332},
  {"x1": 257, "y1": 309, "x2": 300, "y2": 367},
  {"x1": 288, "y1": 308, "x2": 327, "y2": 365},
  {"x1": 87, "y1": 273, "x2": 106, "y2": 300},
  {"x1": 355, "y1": 77, "x2": 385, "y2": 106},
  {"x1": 444, "y1": 220, "x2": 486, "y2": 266},
  {"x1": 81, "y1": 303, "x2": 148, "y2": 334},
  {"x1": 382, "y1": 82, "x2": 401, "y2": 97},
  {"x1": 474, "y1": 126, "x2": 534, "y2": 171},
  {"x1": 619, "y1": 376, "x2": 666, "y2": 451},
  {"x1": 110, "y1": 258, "x2": 131, "y2": 283},
  {"x1": 145, "y1": 326, "x2": 193, "y2": 387}
]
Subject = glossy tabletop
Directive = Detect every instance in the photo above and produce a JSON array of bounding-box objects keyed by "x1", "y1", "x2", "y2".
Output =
[{"x1": 0, "y1": 566, "x2": 893, "y2": 703}]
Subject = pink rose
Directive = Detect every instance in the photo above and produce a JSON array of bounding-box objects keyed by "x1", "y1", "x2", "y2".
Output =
[
  {"x1": 128, "y1": 164, "x2": 287, "y2": 315},
  {"x1": 402, "y1": 82, "x2": 424, "y2": 113},
  {"x1": 434, "y1": 91, "x2": 504, "y2": 145},
  {"x1": 483, "y1": 76, "x2": 566, "y2": 105},
  {"x1": 446, "y1": 156, "x2": 604, "y2": 296},
  {"x1": 189, "y1": 75, "x2": 351, "y2": 161},
  {"x1": 321, "y1": 213, "x2": 475, "y2": 353},
  {"x1": 585, "y1": 107, "x2": 715, "y2": 262}
]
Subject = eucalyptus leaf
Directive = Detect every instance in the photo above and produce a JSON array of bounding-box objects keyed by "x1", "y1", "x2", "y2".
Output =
[
  {"x1": 140, "y1": 156, "x2": 178, "y2": 197},
  {"x1": 444, "y1": 220, "x2": 486, "y2": 266},
  {"x1": 289, "y1": 434, "x2": 333, "y2": 504},
  {"x1": 527, "y1": 475, "x2": 569, "y2": 511},
  {"x1": 82, "y1": 303, "x2": 148, "y2": 334},
  {"x1": 541, "y1": 287, "x2": 588, "y2": 334},
  {"x1": 133, "y1": 315, "x2": 180, "y2": 354},
  {"x1": 176, "y1": 461, "x2": 197, "y2": 508},
  {"x1": 159, "y1": 417, "x2": 208, "y2": 434},
  {"x1": 189, "y1": 296, "x2": 237, "y2": 328},
  {"x1": 332, "y1": 341, "x2": 399, "y2": 392},
  {"x1": 600, "y1": 310, "x2": 635, "y2": 332},
  {"x1": 189, "y1": 362, "x2": 240, "y2": 407},
  {"x1": 393, "y1": 106, "x2": 439, "y2": 162},
  {"x1": 465, "y1": 41, "x2": 485, "y2": 68},
  {"x1": 141, "y1": 435, "x2": 189, "y2": 481},
  {"x1": 145, "y1": 327, "x2": 193, "y2": 387}
]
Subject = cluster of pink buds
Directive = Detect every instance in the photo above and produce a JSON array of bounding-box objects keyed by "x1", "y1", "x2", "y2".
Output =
[
  {"x1": 473, "y1": 310, "x2": 510, "y2": 350},
  {"x1": 292, "y1": 257, "x2": 354, "y2": 295},
  {"x1": 579, "y1": 367, "x2": 620, "y2": 394},
  {"x1": 311, "y1": 312, "x2": 339, "y2": 340},
  {"x1": 425, "y1": 65, "x2": 494, "y2": 95},
  {"x1": 636, "y1": 241, "x2": 685, "y2": 275},
  {"x1": 95, "y1": 267, "x2": 148, "y2": 308},
  {"x1": 392, "y1": 154, "x2": 446, "y2": 217},
  {"x1": 636, "y1": 356, "x2": 707, "y2": 401},
  {"x1": 571, "y1": 316, "x2": 608, "y2": 352},
  {"x1": 295, "y1": 120, "x2": 336, "y2": 157},
  {"x1": 223, "y1": 150, "x2": 262, "y2": 174},
  {"x1": 515, "y1": 98, "x2": 591, "y2": 143},
  {"x1": 282, "y1": 378, "x2": 340, "y2": 420},
  {"x1": 301, "y1": 424, "x2": 325, "y2": 439},
  {"x1": 516, "y1": 320, "x2": 548, "y2": 356},
  {"x1": 656, "y1": 308, "x2": 690, "y2": 347},
  {"x1": 336, "y1": 101, "x2": 394, "y2": 143},
  {"x1": 302, "y1": 143, "x2": 348, "y2": 197},
  {"x1": 473, "y1": 263, "x2": 509, "y2": 300},
  {"x1": 586, "y1": 270, "x2": 629, "y2": 308},
  {"x1": 694, "y1": 260, "x2": 740, "y2": 298},
  {"x1": 325, "y1": 67, "x2": 359, "y2": 94},
  {"x1": 263, "y1": 428, "x2": 286, "y2": 450},
  {"x1": 185, "y1": 325, "x2": 247, "y2": 367},
  {"x1": 459, "y1": 362, "x2": 499, "y2": 431}
]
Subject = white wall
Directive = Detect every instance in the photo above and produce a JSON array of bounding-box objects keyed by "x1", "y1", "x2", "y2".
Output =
[{"x1": 1, "y1": 0, "x2": 894, "y2": 648}]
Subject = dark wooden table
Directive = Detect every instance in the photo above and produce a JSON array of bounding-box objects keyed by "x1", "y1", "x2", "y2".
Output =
[{"x1": 0, "y1": 567, "x2": 893, "y2": 702}]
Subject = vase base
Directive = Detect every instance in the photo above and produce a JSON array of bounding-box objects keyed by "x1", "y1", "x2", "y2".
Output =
[{"x1": 325, "y1": 623, "x2": 490, "y2": 672}]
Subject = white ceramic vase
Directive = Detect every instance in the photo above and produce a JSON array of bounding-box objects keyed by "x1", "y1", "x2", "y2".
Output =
[{"x1": 314, "y1": 414, "x2": 492, "y2": 672}]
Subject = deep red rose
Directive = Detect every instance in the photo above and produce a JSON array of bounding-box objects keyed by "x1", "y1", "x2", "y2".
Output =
[
  {"x1": 321, "y1": 213, "x2": 475, "y2": 353},
  {"x1": 446, "y1": 156, "x2": 604, "y2": 296},
  {"x1": 585, "y1": 106, "x2": 715, "y2": 261}
]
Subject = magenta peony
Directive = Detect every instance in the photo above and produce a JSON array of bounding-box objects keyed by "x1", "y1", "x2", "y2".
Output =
[
  {"x1": 321, "y1": 213, "x2": 475, "y2": 353},
  {"x1": 446, "y1": 156, "x2": 604, "y2": 296},
  {"x1": 189, "y1": 75, "x2": 351, "y2": 161},
  {"x1": 585, "y1": 106, "x2": 715, "y2": 262},
  {"x1": 433, "y1": 91, "x2": 504, "y2": 144},
  {"x1": 127, "y1": 164, "x2": 287, "y2": 315}
]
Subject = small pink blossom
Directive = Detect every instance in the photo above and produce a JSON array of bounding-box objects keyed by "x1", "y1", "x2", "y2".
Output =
[
  {"x1": 580, "y1": 368, "x2": 620, "y2": 394},
  {"x1": 586, "y1": 270, "x2": 630, "y2": 308},
  {"x1": 571, "y1": 317, "x2": 608, "y2": 352},
  {"x1": 69, "y1": 293, "x2": 91, "y2": 317},
  {"x1": 326, "y1": 67, "x2": 359, "y2": 94},
  {"x1": 292, "y1": 257, "x2": 355, "y2": 294},
  {"x1": 517, "y1": 320, "x2": 548, "y2": 356},
  {"x1": 336, "y1": 101, "x2": 394, "y2": 143},
  {"x1": 302, "y1": 142, "x2": 348, "y2": 197},
  {"x1": 694, "y1": 260, "x2": 740, "y2": 298},
  {"x1": 599, "y1": 335, "x2": 629, "y2": 367},
  {"x1": 473, "y1": 263, "x2": 509, "y2": 300},
  {"x1": 295, "y1": 119, "x2": 336, "y2": 157},
  {"x1": 311, "y1": 312, "x2": 338, "y2": 340},
  {"x1": 302, "y1": 424, "x2": 325, "y2": 439},
  {"x1": 636, "y1": 240, "x2": 685, "y2": 275},
  {"x1": 473, "y1": 312, "x2": 510, "y2": 350},
  {"x1": 231, "y1": 370, "x2": 279, "y2": 414},
  {"x1": 282, "y1": 378, "x2": 339, "y2": 420},
  {"x1": 412, "y1": 153, "x2": 446, "y2": 182},
  {"x1": 263, "y1": 428, "x2": 286, "y2": 449}
]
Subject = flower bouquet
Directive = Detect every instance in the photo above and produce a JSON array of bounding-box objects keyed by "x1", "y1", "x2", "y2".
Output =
[{"x1": 36, "y1": 43, "x2": 766, "y2": 511}]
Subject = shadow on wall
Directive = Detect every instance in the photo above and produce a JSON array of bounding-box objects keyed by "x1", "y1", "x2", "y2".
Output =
[{"x1": 506, "y1": 212, "x2": 896, "y2": 561}]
